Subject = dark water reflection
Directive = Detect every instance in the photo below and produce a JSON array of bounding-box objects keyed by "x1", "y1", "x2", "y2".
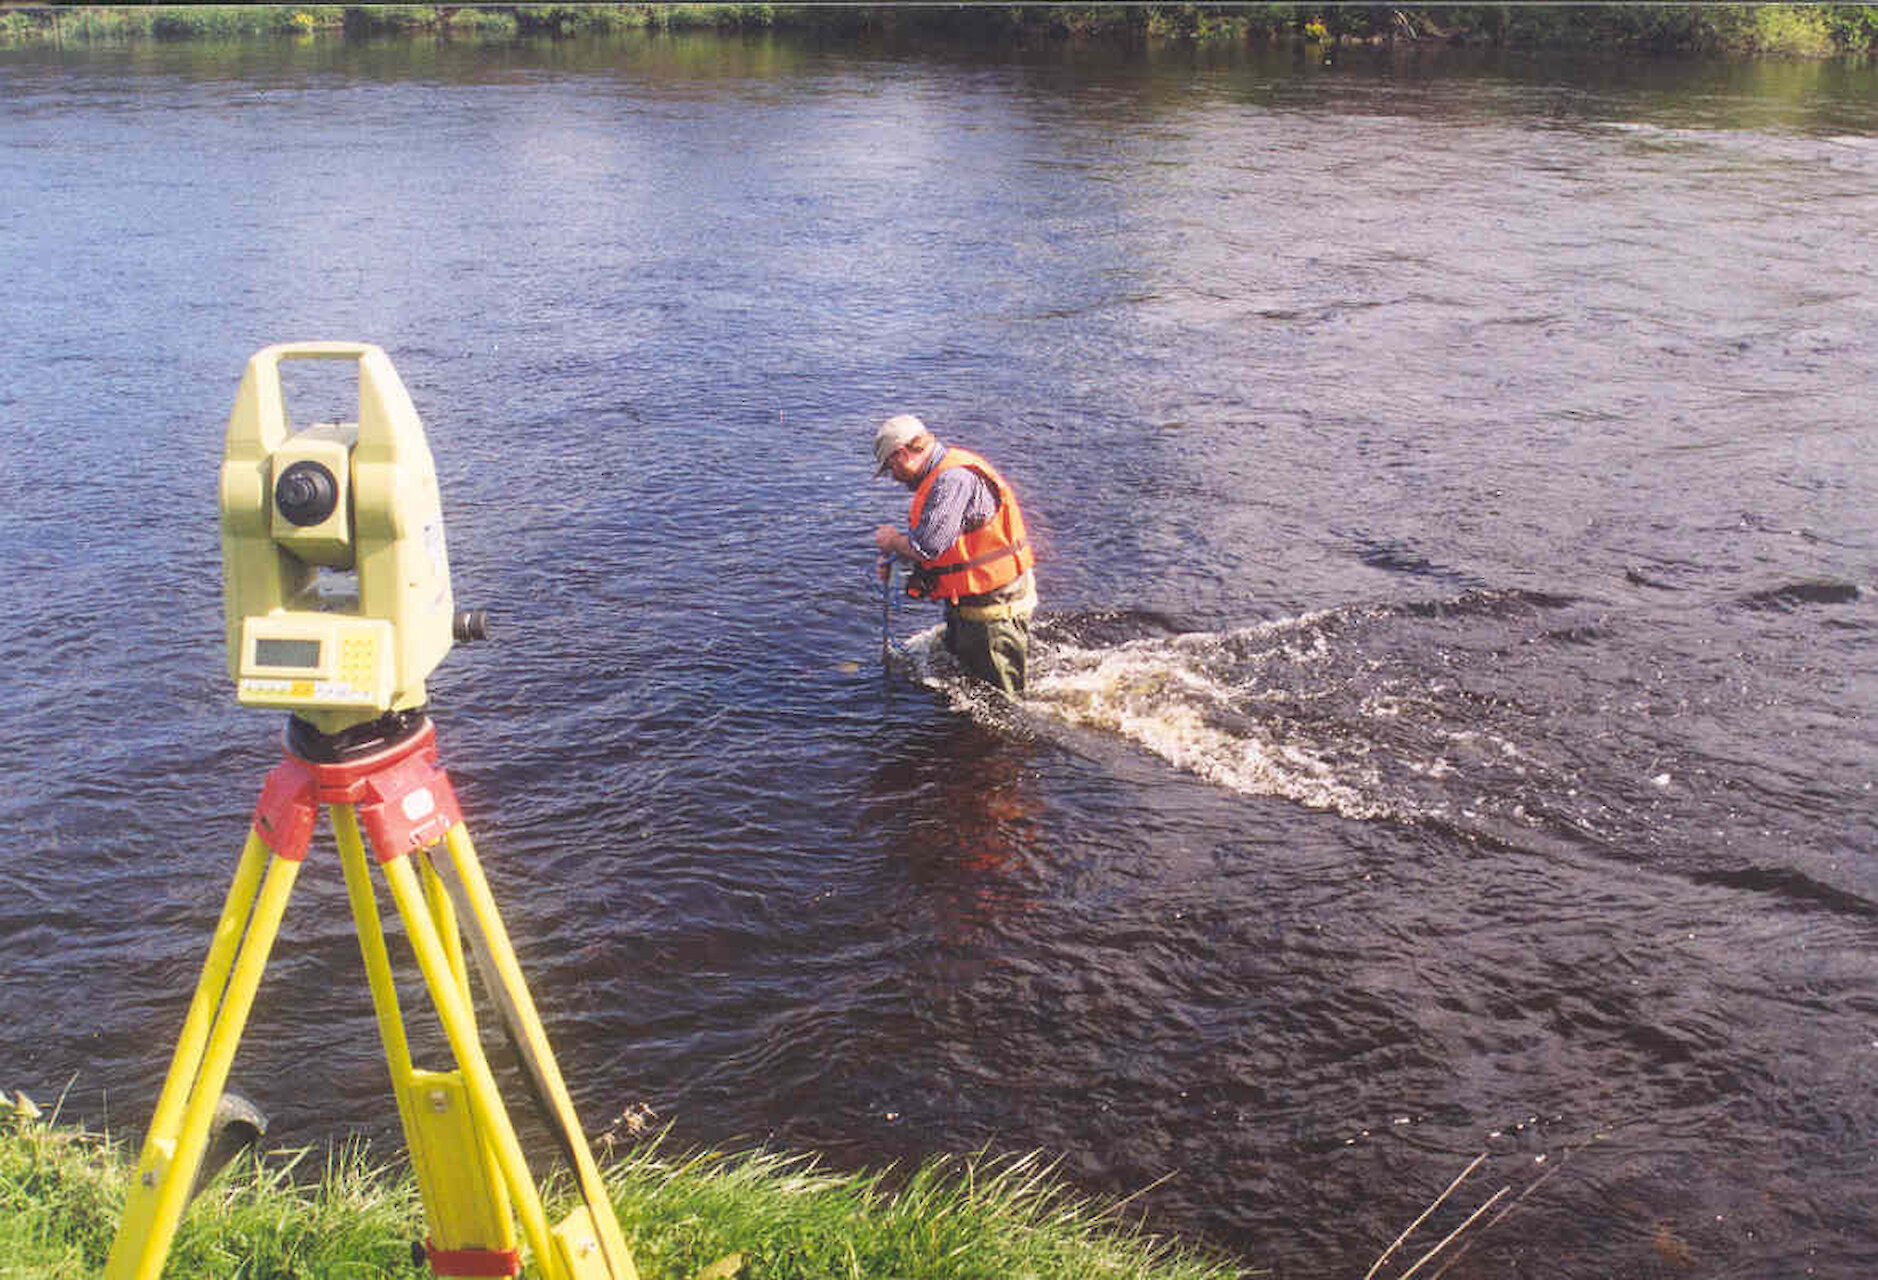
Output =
[{"x1": 3, "y1": 30, "x2": 1876, "y2": 1280}]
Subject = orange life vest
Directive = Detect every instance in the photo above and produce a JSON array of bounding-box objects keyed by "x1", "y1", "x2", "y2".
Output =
[{"x1": 905, "y1": 446, "x2": 1034, "y2": 602}]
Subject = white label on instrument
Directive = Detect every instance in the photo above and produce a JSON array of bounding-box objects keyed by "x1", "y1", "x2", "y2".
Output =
[{"x1": 401, "y1": 788, "x2": 437, "y2": 822}]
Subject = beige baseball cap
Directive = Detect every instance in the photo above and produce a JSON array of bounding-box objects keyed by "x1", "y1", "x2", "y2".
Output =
[{"x1": 873, "y1": 414, "x2": 926, "y2": 476}]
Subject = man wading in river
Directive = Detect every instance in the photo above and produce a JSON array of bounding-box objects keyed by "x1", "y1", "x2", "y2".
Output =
[{"x1": 871, "y1": 414, "x2": 1037, "y2": 696}]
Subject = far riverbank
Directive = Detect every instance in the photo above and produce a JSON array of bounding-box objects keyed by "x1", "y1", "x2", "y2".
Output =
[{"x1": 4, "y1": 3, "x2": 1877, "y2": 58}]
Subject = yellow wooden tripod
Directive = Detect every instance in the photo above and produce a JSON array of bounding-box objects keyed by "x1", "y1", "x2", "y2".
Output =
[{"x1": 106, "y1": 715, "x2": 639, "y2": 1280}]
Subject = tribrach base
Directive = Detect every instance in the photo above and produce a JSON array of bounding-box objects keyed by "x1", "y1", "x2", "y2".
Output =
[{"x1": 105, "y1": 717, "x2": 638, "y2": 1280}]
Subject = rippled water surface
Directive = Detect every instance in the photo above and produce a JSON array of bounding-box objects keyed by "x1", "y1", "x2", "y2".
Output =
[{"x1": 2, "y1": 32, "x2": 1875, "y2": 1279}]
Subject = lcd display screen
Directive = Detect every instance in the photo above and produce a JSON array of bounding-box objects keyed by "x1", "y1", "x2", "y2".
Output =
[{"x1": 254, "y1": 637, "x2": 322, "y2": 670}]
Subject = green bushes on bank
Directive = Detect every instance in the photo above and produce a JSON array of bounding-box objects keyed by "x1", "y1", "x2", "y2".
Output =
[
  {"x1": 0, "y1": 1098, "x2": 1240, "y2": 1280},
  {"x1": 1462, "y1": 1, "x2": 1847, "y2": 55},
  {"x1": 3, "y1": 4, "x2": 1877, "y2": 54}
]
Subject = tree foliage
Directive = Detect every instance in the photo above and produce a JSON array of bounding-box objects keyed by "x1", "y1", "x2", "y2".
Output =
[{"x1": 5, "y1": 4, "x2": 1877, "y2": 55}]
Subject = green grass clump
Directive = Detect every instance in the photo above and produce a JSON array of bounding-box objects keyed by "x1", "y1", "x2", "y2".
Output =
[
  {"x1": 1, "y1": 1097, "x2": 1241, "y2": 1280},
  {"x1": 0, "y1": 1100, "x2": 124, "y2": 1276},
  {"x1": 157, "y1": 1143, "x2": 423, "y2": 1279},
  {"x1": 0, "y1": 1099, "x2": 420, "y2": 1278},
  {"x1": 614, "y1": 1144, "x2": 1241, "y2": 1280}
]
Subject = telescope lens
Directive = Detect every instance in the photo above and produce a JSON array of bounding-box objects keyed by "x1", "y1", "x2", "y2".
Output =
[{"x1": 275, "y1": 460, "x2": 339, "y2": 527}]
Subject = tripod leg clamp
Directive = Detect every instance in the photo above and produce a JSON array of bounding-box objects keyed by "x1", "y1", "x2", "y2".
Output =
[
  {"x1": 346, "y1": 746, "x2": 463, "y2": 864},
  {"x1": 252, "y1": 757, "x2": 320, "y2": 862}
]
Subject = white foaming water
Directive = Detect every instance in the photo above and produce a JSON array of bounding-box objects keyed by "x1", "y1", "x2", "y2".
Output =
[
  {"x1": 901, "y1": 615, "x2": 1398, "y2": 819},
  {"x1": 1025, "y1": 625, "x2": 1391, "y2": 820}
]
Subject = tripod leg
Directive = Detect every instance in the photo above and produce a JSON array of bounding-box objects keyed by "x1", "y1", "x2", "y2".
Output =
[
  {"x1": 432, "y1": 822, "x2": 641, "y2": 1280},
  {"x1": 377, "y1": 844, "x2": 565, "y2": 1277},
  {"x1": 106, "y1": 832, "x2": 302, "y2": 1280},
  {"x1": 332, "y1": 804, "x2": 421, "y2": 1124},
  {"x1": 421, "y1": 844, "x2": 475, "y2": 1002},
  {"x1": 329, "y1": 722, "x2": 637, "y2": 1277},
  {"x1": 334, "y1": 804, "x2": 520, "y2": 1274},
  {"x1": 134, "y1": 832, "x2": 269, "y2": 1160}
]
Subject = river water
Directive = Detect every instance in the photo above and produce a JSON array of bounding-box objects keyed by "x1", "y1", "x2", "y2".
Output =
[{"x1": 2, "y1": 30, "x2": 1874, "y2": 1279}]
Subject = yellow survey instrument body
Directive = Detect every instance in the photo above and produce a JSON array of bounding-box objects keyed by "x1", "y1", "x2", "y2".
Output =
[
  {"x1": 219, "y1": 342, "x2": 458, "y2": 734},
  {"x1": 108, "y1": 344, "x2": 627, "y2": 1280}
]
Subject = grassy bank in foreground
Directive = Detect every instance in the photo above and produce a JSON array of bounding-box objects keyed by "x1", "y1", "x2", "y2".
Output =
[
  {"x1": 0, "y1": 1100, "x2": 1244, "y2": 1280},
  {"x1": 2, "y1": 3, "x2": 1876, "y2": 56}
]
